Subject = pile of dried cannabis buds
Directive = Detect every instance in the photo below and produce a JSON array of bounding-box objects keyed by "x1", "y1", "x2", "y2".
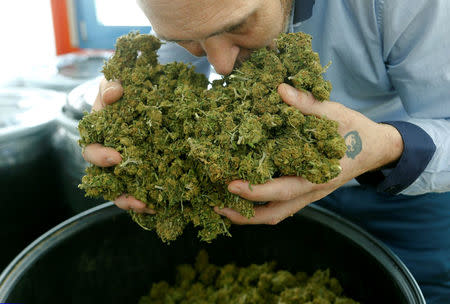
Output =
[
  {"x1": 138, "y1": 250, "x2": 359, "y2": 304},
  {"x1": 78, "y1": 32, "x2": 346, "y2": 242}
]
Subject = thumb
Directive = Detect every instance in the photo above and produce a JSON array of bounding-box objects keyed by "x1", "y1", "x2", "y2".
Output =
[
  {"x1": 277, "y1": 83, "x2": 322, "y2": 116},
  {"x1": 278, "y1": 83, "x2": 362, "y2": 136}
]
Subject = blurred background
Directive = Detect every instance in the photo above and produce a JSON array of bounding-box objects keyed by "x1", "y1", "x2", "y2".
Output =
[
  {"x1": 0, "y1": 0, "x2": 150, "y2": 87},
  {"x1": 0, "y1": 0, "x2": 151, "y2": 272}
]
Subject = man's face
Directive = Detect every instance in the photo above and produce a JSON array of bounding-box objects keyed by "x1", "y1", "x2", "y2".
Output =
[{"x1": 137, "y1": 0, "x2": 290, "y2": 75}]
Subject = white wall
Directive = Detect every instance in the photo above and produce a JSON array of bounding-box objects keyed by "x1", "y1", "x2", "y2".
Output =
[{"x1": 0, "y1": 0, "x2": 56, "y2": 86}]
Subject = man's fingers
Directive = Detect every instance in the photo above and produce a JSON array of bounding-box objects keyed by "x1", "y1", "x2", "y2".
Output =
[
  {"x1": 278, "y1": 83, "x2": 344, "y2": 119},
  {"x1": 82, "y1": 143, "x2": 122, "y2": 167},
  {"x1": 115, "y1": 194, "x2": 156, "y2": 214},
  {"x1": 215, "y1": 197, "x2": 309, "y2": 225},
  {"x1": 100, "y1": 79, "x2": 123, "y2": 105},
  {"x1": 278, "y1": 83, "x2": 316, "y2": 111},
  {"x1": 91, "y1": 78, "x2": 123, "y2": 112},
  {"x1": 227, "y1": 176, "x2": 316, "y2": 202},
  {"x1": 214, "y1": 203, "x2": 283, "y2": 225}
]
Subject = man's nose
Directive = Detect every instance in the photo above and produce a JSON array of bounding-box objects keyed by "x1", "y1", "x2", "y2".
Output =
[{"x1": 201, "y1": 36, "x2": 240, "y2": 75}]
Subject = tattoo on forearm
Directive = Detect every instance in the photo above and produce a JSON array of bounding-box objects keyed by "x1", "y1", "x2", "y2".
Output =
[{"x1": 344, "y1": 131, "x2": 362, "y2": 159}]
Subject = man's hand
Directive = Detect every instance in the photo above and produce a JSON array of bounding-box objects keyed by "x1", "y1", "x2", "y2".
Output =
[
  {"x1": 82, "y1": 78, "x2": 155, "y2": 214},
  {"x1": 214, "y1": 83, "x2": 404, "y2": 225}
]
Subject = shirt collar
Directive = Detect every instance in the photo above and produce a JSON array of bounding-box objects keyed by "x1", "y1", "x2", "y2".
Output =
[{"x1": 288, "y1": 0, "x2": 316, "y2": 32}]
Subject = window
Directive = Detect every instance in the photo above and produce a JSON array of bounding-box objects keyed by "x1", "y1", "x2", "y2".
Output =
[{"x1": 74, "y1": 0, "x2": 151, "y2": 49}]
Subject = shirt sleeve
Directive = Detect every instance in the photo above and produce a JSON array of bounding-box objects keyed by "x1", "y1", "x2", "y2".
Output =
[
  {"x1": 149, "y1": 29, "x2": 211, "y2": 77},
  {"x1": 359, "y1": 0, "x2": 450, "y2": 195}
]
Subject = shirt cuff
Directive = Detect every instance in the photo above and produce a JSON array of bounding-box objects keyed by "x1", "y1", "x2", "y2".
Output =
[{"x1": 355, "y1": 121, "x2": 436, "y2": 194}]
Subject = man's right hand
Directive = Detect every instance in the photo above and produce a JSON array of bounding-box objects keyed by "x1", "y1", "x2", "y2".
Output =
[{"x1": 82, "y1": 78, "x2": 156, "y2": 214}]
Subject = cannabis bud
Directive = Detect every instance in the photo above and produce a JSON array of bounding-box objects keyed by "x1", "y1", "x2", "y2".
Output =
[
  {"x1": 78, "y1": 32, "x2": 346, "y2": 243},
  {"x1": 138, "y1": 250, "x2": 359, "y2": 303}
]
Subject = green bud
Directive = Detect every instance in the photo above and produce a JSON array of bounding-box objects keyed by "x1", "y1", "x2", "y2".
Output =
[{"x1": 78, "y1": 31, "x2": 346, "y2": 243}]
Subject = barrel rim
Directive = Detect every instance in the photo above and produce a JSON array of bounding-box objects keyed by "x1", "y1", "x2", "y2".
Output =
[{"x1": 0, "y1": 202, "x2": 425, "y2": 303}]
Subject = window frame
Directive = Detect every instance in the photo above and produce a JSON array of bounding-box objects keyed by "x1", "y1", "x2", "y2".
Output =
[{"x1": 52, "y1": 0, "x2": 151, "y2": 53}]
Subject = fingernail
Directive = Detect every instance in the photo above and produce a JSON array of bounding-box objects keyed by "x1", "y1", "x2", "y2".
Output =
[
  {"x1": 106, "y1": 156, "x2": 118, "y2": 165},
  {"x1": 102, "y1": 86, "x2": 115, "y2": 97},
  {"x1": 228, "y1": 184, "x2": 241, "y2": 194},
  {"x1": 215, "y1": 207, "x2": 229, "y2": 216},
  {"x1": 285, "y1": 85, "x2": 298, "y2": 100}
]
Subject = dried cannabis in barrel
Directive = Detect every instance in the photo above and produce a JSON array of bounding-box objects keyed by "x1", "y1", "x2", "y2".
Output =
[
  {"x1": 138, "y1": 250, "x2": 359, "y2": 304},
  {"x1": 78, "y1": 32, "x2": 346, "y2": 243}
]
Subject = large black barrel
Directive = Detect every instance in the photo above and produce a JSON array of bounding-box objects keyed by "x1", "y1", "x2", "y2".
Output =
[
  {"x1": 0, "y1": 203, "x2": 425, "y2": 304},
  {"x1": 0, "y1": 88, "x2": 70, "y2": 271}
]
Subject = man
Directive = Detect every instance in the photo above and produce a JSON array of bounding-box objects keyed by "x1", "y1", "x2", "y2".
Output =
[{"x1": 82, "y1": 1, "x2": 450, "y2": 302}]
